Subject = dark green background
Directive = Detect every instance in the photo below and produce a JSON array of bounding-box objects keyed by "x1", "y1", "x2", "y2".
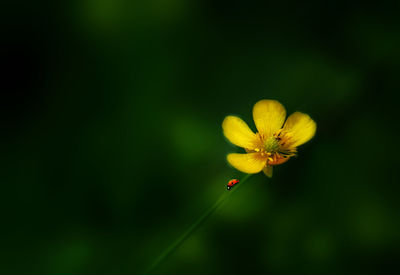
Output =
[{"x1": 2, "y1": 1, "x2": 399, "y2": 274}]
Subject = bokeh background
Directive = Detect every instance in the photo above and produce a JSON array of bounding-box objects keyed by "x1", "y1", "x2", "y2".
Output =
[{"x1": 2, "y1": 0, "x2": 399, "y2": 274}]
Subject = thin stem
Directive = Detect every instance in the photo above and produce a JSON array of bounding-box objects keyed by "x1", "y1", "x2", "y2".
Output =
[{"x1": 143, "y1": 174, "x2": 253, "y2": 274}]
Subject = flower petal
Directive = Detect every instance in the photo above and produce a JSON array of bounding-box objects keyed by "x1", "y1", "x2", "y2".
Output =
[
  {"x1": 282, "y1": 112, "x2": 316, "y2": 147},
  {"x1": 227, "y1": 153, "x2": 266, "y2": 174},
  {"x1": 222, "y1": 116, "x2": 258, "y2": 149},
  {"x1": 253, "y1": 99, "x2": 286, "y2": 138},
  {"x1": 268, "y1": 155, "x2": 290, "y2": 166},
  {"x1": 263, "y1": 166, "x2": 273, "y2": 177}
]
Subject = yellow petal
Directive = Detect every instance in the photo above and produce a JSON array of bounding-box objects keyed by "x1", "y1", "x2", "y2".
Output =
[
  {"x1": 222, "y1": 116, "x2": 258, "y2": 149},
  {"x1": 227, "y1": 153, "x2": 266, "y2": 174},
  {"x1": 253, "y1": 100, "x2": 286, "y2": 138},
  {"x1": 282, "y1": 112, "x2": 316, "y2": 147},
  {"x1": 263, "y1": 166, "x2": 273, "y2": 177}
]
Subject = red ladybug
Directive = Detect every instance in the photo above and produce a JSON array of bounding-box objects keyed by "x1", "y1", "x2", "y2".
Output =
[{"x1": 227, "y1": 179, "x2": 239, "y2": 190}]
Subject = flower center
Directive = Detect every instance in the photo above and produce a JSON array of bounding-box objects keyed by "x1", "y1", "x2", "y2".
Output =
[{"x1": 264, "y1": 136, "x2": 280, "y2": 153}]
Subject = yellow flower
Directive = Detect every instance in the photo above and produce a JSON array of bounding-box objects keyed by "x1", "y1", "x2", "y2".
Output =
[{"x1": 222, "y1": 99, "x2": 316, "y2": 177}]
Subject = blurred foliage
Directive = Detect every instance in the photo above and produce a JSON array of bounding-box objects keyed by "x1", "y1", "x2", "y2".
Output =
[{"x1": 1, "y1": 0, "x2": 399, "y2": 274}]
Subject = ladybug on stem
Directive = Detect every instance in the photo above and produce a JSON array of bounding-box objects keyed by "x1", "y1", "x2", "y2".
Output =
[{"x1": 227, "y1": 179, "x2": 239, "y2": 190}]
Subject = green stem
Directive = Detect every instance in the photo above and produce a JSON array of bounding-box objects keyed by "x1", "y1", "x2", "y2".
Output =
[{"x1": 143, "y1": 174, "x2": 253, "y2": 274}]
